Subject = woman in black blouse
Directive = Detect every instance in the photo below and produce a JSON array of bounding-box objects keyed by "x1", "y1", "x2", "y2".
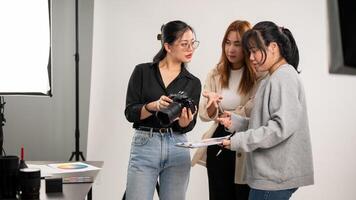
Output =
[{"x1": 124, "y1": 20, "x2": 201, "y2": 200}]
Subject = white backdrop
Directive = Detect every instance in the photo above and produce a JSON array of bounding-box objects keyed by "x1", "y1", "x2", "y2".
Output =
[{"x1": 87, "y1": 0, "x2": 356, "y2": 199}]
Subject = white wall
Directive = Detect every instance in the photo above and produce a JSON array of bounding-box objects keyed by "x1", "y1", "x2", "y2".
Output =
[
  {"x1": 88, "y1": 0, "x2": 356, "y2": 199},
  {"x1": 3, "y1": 0, "x2": 93, "y2": 161}
]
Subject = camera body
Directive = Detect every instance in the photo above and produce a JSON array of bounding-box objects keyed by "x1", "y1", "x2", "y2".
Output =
[
  {"x1": 169, "y1": 91, "x2": 196, "y2": 114},
  {"x1": 156, "y1": 91, "x2": 195, "y2": 126}
]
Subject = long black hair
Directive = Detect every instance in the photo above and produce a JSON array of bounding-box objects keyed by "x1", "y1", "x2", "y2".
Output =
[
  {"x1": 153, "y1": 20, "x2": 195, "y2": 63},
  {"x1": 242, "y1": 21, "x2": 300, "y2": 73}
]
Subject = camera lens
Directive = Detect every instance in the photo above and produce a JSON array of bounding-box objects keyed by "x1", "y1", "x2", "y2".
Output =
[
  {"x1": 156, "y1": 102, "x2": 182, "y2": 126},
  {"x1": 19, "y1": 168, "x2": 41, "y2": 200},
  {"x1": 0, "y1": 156, "x2": 19, "y2": 199}
]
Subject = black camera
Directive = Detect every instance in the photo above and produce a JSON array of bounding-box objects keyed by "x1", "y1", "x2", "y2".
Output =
[{"x1": 156, "y1": 91, "x2": 196, "y2": 126}]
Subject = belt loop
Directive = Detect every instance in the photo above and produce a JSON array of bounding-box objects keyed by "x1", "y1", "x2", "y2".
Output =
[{"x1": 150, "y1": 128, "x2": 153, "y2": 137}]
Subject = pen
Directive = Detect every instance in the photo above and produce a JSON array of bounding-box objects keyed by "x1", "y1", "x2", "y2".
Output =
[{"x1": 216, "y1": 131, "x2": 236, "y2": 156}]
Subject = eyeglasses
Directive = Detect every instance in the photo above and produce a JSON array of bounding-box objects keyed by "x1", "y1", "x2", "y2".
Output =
[{"x1": 178, "y1": 40, "x2": 200, "y2": 50}]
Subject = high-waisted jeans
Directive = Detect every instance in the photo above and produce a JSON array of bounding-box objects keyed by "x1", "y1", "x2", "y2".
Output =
[{"x1": 125, "y1": 129, "x2": 191, "y2": 200}]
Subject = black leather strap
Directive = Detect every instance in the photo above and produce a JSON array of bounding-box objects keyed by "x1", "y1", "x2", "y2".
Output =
[{"x1": 136, "y1": 126, "x2": 172, "y2": 133}]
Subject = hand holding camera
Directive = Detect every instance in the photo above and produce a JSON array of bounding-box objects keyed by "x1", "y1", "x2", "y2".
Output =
[
  {"x1": 143, "y1": 95, "x2": 171, "y2": 114},
  {"x1": 177, "y1": 106, "x2": 197, "y2": 128},
  {"x1": 155, "y1": 95, "x2": 173, "y2": 110},
  {"x1": 156, "y1": 91, "x2": 196, "y2": 126}
]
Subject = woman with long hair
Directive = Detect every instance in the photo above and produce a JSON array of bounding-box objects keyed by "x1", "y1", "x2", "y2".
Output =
[
  {"x1": 192, "y1": 20, "x2": 255, "y2": 200},
  {"x1": 124, "y1": 20, "x2": 201, "y2": 200}
]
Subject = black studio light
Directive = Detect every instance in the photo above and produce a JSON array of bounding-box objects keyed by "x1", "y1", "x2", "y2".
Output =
[{"x1": 328, "y1": 0, "x2": 356, "y2": 75}]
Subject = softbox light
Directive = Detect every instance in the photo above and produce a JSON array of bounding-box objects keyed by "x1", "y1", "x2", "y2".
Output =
[{"x1": 0, "y1": 0, "x2": 52, "y2": 96}]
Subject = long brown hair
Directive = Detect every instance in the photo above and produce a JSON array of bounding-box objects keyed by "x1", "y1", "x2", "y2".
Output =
[{"x1": 217, "y1": 20, "x2": 255, "y2": 95}]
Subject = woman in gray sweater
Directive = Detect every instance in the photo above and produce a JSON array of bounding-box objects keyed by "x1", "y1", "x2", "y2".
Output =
[{"x1": 217, "y1": 21, "x2": 314, "y2": 200}]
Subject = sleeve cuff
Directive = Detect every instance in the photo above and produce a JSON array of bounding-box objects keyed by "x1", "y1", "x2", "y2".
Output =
[
  {"x1": 199, "y1": 107, "x2": 219, "y2": 122},
  {"x1": 230, "y1": 113, "x2": 249, "y2": 132},
  {"x1": 133, "y1": 104, "x2": 144, "y2": 122},
  {"x1": 230, "y1": 132, "x2": 242, "y2": 151}
]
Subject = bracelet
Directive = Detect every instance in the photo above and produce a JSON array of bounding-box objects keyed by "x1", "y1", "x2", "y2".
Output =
[{"x1": 144, "y1": 103, "x2": 155, "y2": 114}]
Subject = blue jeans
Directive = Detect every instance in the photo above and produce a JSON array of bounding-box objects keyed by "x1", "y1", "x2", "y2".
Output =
[
  {"x1": 126, "y1": 129, "x2": 191, "y2": 200},
  {"x1": 249, "y1": 188, "x2": 298, "y2": 200}
]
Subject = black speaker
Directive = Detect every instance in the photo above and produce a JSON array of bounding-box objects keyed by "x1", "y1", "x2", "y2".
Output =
[
  {"x1": 328, "y1": 0, "x2": 356, "y2": 75},
  {"x1": 338, "y1": 0, "x2": 356, "y2": 67}
]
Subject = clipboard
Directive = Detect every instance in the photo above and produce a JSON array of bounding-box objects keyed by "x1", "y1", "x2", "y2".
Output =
[{"x1": 175, "y1": 135, "x2": 230, "y2": 148}]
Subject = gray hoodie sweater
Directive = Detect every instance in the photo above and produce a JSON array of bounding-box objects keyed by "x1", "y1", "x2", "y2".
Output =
[{"x1": 229, "y1": 64, "x2": 314, "y2": 190}]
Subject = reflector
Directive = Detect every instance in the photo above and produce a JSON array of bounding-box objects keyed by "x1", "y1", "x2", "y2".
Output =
[{"x1": 0, "y1": 0, "x2": 51, "y2": 95}]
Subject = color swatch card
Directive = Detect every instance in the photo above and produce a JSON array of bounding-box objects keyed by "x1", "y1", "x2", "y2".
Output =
[{"x1": 47, "y1": 162, "x2": 101, "y2": 173}]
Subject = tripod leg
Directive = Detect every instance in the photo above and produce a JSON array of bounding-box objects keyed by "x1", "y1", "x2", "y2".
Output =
[
  {"x1": 69, "y1": 153, "x2": 74, "y2": 161},
  {"x1": 80, "y1": 152, "x2": 86, "y2": 161},
  {"x1": 122, "y1": 191, "x2": 126, "y2": 200}
]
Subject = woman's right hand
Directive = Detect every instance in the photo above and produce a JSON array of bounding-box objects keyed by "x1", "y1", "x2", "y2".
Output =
[
  {"x1": 202, "y1": 91, "x2": 222, "y2": 118},
  {"x1": 155, "y1": 95, "x2": 173, "y2": 111},
  {"x1": 202, "y1": 91, "x2": 222, "y2": 109}
]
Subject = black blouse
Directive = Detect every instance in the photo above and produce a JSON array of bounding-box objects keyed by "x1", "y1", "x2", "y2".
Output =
[{"x1": 125, "y1": 62, "x2": 201, "y2": 133}]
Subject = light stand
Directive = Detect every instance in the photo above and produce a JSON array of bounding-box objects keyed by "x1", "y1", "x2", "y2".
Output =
[
  {"x1": 69, "y1": 0, "x2": 85, "y2": 162},
  {"x1": 67, "y1": 1, "x2": 92, "y2": 199}
]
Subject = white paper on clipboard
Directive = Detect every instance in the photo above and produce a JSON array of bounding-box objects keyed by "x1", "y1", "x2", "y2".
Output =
[{"x1": 175, "y1": 135, "x2": 230, "y2": 148}]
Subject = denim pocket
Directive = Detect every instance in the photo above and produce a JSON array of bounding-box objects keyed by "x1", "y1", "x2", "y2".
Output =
[{"x1": 132, "y1": 132, "x2": 150, "y2": 146}]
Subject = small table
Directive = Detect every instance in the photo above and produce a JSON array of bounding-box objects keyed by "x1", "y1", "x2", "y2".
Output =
[{"x1": 28, "y1": 161, "x2": 103, "y2": 200}]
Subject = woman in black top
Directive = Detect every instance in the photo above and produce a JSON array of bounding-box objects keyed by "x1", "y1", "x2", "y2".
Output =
[{"x1": 124, "y1": 20, "x2": 201, "y2": 200}]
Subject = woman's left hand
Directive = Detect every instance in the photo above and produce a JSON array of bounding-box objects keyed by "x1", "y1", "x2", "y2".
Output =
[
  {"x1": 216, "y1": 111, "x2": 232, "y2": 129},
  {"x1": 222, "y1": 139, "x2": 231, "y2": 149},
  {"x1": 178, "y1": 107, "x2": 196, "y2": 128}
]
